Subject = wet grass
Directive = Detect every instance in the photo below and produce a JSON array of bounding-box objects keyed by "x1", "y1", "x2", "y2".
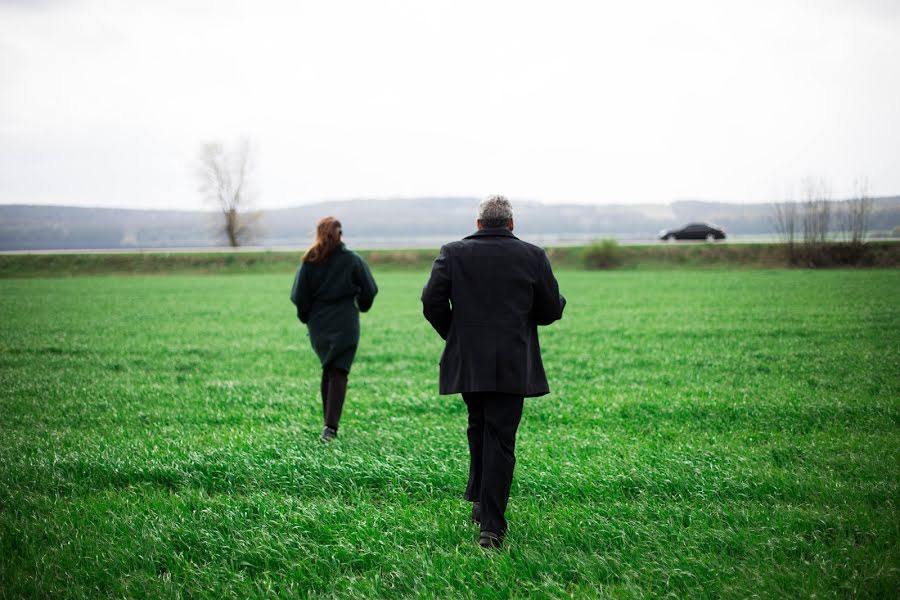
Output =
[{"x1": 1, "y1": 269, "x2": 898, "y2": 597}]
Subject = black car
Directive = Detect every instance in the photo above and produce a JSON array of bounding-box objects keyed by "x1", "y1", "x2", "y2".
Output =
[{"x1": 659, "y1": 222, "x2": 726, "y2": 241}]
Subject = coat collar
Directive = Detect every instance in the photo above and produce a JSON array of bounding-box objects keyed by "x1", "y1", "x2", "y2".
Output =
[{"x1": 464, "y1": 227, "x2": 518, "y2": 240}]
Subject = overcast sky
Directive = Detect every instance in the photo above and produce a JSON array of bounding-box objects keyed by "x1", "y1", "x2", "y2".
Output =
[{"x1": 1, "y1": 0, "x2": 898, "y2": 210}]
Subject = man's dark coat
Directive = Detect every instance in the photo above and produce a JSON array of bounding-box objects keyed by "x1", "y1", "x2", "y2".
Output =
[
  {"x1": 421, "y1": 228, "x2": 566, "y2": 397},
  {"x1": 291, "y1": 245, "x2": 378, "y2": 372}
]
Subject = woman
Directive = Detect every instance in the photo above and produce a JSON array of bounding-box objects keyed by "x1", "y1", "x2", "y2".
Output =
[{"x1": 290, "y1": 217, "x2": 378, "y2": 442}]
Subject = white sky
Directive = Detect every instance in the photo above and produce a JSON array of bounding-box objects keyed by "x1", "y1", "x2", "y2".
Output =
[{"x1": 0, "y1": 0, "x2": 898, "y2": 210}]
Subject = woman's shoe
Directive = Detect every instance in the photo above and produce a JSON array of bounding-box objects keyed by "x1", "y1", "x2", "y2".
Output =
[{"x1": 320, "y1": 426, "x2": 337, "y2": 442}]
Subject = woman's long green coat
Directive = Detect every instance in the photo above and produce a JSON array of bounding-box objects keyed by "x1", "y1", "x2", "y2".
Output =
[{"x1": 290, "y1": 245, "x2": 378, "y2": 372}]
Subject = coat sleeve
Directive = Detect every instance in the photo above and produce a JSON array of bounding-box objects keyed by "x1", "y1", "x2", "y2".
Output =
[
  {"x1": 354, "y1": 255, "x2": 378, "y2": 313},
  {"x1": 421, "y1": 244, "x2": 453, "y2": 340},
  {"x1": 533, "y1": 251, "x2": 566, "y2": 326},
  {"x1": 290, "y1": 264, "x2": 313, "y2": 324}
]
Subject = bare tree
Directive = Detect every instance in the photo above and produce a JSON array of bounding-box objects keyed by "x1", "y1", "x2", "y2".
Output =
[
  {"x1": 842, "y1": 177, "x2": 873, "y2": 246},
  {"x1": 772, "y1": 195, "x2": 799, "y2": 264},
  {"x1": 800, "y1": 176, "x2": 831, "y2": 248},
  {"x1": 197, "y1": 138, "x2": 261, "y2": 247},
  {"x1": 772, "y1": 176, "x2": 876, "y2": 267}
]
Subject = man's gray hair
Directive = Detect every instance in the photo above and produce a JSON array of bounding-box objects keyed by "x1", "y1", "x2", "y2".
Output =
[{"x1": 477, "y1": 195, "x2": 514, "y2": 228}]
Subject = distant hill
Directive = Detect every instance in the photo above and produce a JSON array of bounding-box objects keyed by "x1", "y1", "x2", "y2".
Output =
[{"x1": 1, "y1": 197, "x2": 899, "y2": 250}]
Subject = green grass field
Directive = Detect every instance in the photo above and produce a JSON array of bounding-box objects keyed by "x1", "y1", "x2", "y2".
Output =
[{"x1": 1, "y1": 268, "x2": 898, "y2": 598}]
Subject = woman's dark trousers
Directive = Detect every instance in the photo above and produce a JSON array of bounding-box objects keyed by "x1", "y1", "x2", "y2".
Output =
[
  {"x1": 320, "y1": 367, "x2": 348, "y2": 431},
  {"x1": 462, "y1": 391, "x2": 524, "y2": 536}
]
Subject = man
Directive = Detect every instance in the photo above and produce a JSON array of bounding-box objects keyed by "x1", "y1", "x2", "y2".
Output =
[{"x1": 421, "y1": 195, "x2": 566, "y2": 549}]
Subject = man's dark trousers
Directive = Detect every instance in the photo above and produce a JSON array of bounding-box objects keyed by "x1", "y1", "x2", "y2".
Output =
[{"x1": 463, "y1": 391, "x2": 524, "y2": 536}]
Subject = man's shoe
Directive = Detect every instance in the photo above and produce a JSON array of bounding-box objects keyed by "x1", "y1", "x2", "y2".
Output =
[
  {"x1": 479, "y1": 531, "x2": 502, "y2": 549},
  {"x1": 471, "y1": 502, "x2": 481, "y2": 524},
  {"x1": 320, "y1": 426, "x2": 337, "y2": 442}
]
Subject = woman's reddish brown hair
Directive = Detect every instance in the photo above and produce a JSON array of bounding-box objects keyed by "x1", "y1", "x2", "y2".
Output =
[{"x1": 302, "y1": 217, "x2": 343, "y2": 264}]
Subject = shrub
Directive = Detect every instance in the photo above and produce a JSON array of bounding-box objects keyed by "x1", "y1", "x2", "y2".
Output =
[{"x1": 582, "y1": 239, "x2": 623, "y2": 270}]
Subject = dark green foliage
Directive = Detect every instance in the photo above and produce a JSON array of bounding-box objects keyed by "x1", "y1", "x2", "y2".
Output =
[
  {"x1": 787, "y1": 241, "x2": 892, "y2": 268},
  {"x1": 582, "y1": 239, "x2": 624, "y2": 269},
  {"x1": 3, "y1": 242, "x2": 897, "y2": 279},
  {"x1": 0, "y1": 250, "x2": 440, "y2": 279},
  {"x1": 1, "y1": 270, "x2": 898, "y2": 597},
  {"x1": 565, "y1": 241, "x2": 900, "y2": 271}
]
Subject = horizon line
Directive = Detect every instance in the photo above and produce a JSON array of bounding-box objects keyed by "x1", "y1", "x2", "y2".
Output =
[{"x1": 3, "y1": 194, "x2": 898, "y2": 213}]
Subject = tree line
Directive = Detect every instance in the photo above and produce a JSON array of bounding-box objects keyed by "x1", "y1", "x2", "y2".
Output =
[{"x1": 772, "y1": 177, "x2": 875, "y2": 267}]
